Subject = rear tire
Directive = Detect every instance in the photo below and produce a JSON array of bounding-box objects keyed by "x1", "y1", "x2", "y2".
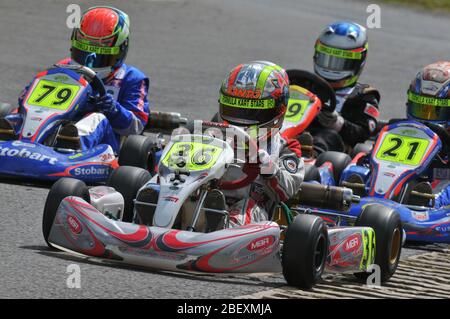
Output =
[
  {"x1": 107, "y1": 166, "x2": 151, "y2": 222},
  {"x1": 355, "y1": 204, "x2": 402, "y2": 282},
  {"x1": 315, "y1": 151, "x2": 351, "y2": 183},
  {"x1": 119, "y1": 135, "x2": 158, "y2": 173},
  {"x1": 282, "y1": 214, "x2": 328, "y2": 289},
  {"x1": 42, "y1": 178, "x2": 90, "y2": 248}
]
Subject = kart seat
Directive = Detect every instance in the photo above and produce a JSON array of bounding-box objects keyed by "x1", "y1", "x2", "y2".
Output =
[
  {"x1": 203, "y1": 189, "x2": 227, "y2": 233},
  {"x1": 0, "y1": 118, "x2": 16, "y2": 141},
  {"x1": 134, "y1": 186, "x2": 159, "y2": 225}
]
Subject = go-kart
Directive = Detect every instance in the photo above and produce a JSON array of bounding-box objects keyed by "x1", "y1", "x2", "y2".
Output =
[
  {"x1": 42, "y1": 120, "x2": 402, "y2": 288},
  {"x1": 332, "y1": 119, "x2": 450, "y2": 243},
  {"x1": 0, "y1": 63, "x2": 185, "y2": 183}
]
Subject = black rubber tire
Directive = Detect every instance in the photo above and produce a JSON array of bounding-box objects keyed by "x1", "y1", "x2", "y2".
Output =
[
  {"x1": 42, "y1": 178, "x2": 90, "y2": 248},
  {"x1": 107, "y1": 166, "x2": 151, "y2": 222},
  {"x1": 282, "y1": 214, "x2": 328, "y2": 289},
  {"x1": 351, "y1": 143, "x2": 373, "y2": 158},
  {"x1": 0, "y1": 103, "x2": 17, "y2": 118},
  {"x1": 355, "y1": 204, "x2": 402, "y2": 283},
  {"x1": 118, "y1": 135, "x2": 157, "y2": 173},
  {"x1": 304, "y1": 164, "x2": 321, "y2": 182},
  {"x1": 315, "y1": 151, "x2": 351, "y2": 183}
]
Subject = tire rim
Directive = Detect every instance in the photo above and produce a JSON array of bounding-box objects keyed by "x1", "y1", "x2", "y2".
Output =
[
  {"x1": 314, "y1": 234, "x2": 327, "y2": 273},
  {"x1": 389, "y1": 228, "x2": 401, "y2": 265}
]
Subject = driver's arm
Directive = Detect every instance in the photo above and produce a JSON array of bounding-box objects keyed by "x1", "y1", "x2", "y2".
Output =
[
  {"x1": 261, "y1": 138, "x2": 305, "y2": 202},
  {"x1": 107, "y1": 77, "x2": 149, "y2": 136},
  {"x1": 339, "y1": 92, "x2": 380, "y2": 146}
]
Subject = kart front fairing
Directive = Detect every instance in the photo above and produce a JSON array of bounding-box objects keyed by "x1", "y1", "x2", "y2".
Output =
[
  {"x1": 340, "y1": 120, "x2": 450, "y2": 242},
  {"x1": 0, "y1": 67, "x2": 117, "y2": 182}
]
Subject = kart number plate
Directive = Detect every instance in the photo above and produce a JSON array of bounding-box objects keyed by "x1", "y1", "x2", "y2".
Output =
[
  {"x1": 284, "y1": 98, "x2": 309, "y2": 123},
  {"x1": 162, "y1": 141, "x2": 224, "y2": 171},
  {"x1": 375, "y1": 132, "x2": 430, "y2": 166},
  {"x1": 26, "y1": 79, "x2": 81, "y2": 110}
]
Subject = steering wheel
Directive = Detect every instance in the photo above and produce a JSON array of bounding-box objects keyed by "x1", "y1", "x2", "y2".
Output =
[
  {"x1": 286, "y1": 69, "x2": 336, "y2": 113},
  {"x1": 54, "y1": 63, "x2": 106, "y2": 97},
  {"x1": 184, "y1": 120, "x2": 261, "y2": 190}
]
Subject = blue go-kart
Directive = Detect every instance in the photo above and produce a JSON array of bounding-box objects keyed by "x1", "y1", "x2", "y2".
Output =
[
  {"x1": 309, "y1": 119, "x2": 450, "y2": 243},
  {"x1": 0, "y1": 64, "x2": 184, "y2": 183}
]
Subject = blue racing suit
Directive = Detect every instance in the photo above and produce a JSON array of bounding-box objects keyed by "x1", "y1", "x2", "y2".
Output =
[{"x1": 16, "y1": 58, "x2": 149, "y2": 153}]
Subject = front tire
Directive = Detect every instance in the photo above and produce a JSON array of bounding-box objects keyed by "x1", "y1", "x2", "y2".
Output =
[
  {"x1": 282, "y1": 214, "x2": 328, "y2": 289},
  {"x1": 107, "y1": 166, "x2": 151, "y2": 222},
  {"x1": 42, "y1": 178, "x2": 90, "y2": 248},
  {"x1": 119, "y1": 135, "x2": 158, "y2": 173},
  {"x1": 355, "y1": 204, "x2": 402, "y2": 282}
]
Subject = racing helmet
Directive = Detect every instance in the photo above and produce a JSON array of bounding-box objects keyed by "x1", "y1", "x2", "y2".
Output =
[
  {"x1": 219, "y1": 61, "x2": 289, "y2": 136},
  {"x1": 313, "y1": 21, "x2": 368, "y2": 89},
  {"x1": 407, "y1": 61, "x2": 450, "y2": 126},
  {"x1": 71, "y1": 6, "x2": 130, "y2": 80}
]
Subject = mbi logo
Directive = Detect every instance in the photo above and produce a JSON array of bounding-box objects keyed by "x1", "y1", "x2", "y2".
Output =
[{"x1": 247, "y1": 236, "x2": 274, "y2": 251}]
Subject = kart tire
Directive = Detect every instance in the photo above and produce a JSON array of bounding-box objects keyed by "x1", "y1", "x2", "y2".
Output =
[
  {"x1": 42, "y1": 178, "x2": 90, "y2": 248},
  {"x1": 355, "y1": 204, "x2": 402, "y2": 283},
  {"x1": 315, "y1": 151, "x2": 351, "y2": 183},
  {"x1": 107, "y1": 166, "x2": 151, "y2": 222},
  {"x1": 304, "y1": 164, "x2": 321, "y2": 182},
  {"x1": 0, "y1": 103, "x2": 17, "y2": 118},
  {"x1": 351, "y1": 143, "x2": 373, "y2": 158},
  {"x1": 282, "y1": 214, "x2": 328, "y2": 289},
  {"x1": 119, "y1": 135, "x2": 158, "y2": 174}
]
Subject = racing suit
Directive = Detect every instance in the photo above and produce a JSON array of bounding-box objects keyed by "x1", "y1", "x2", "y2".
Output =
[
  {"x1": 16, "y1": 59, "x2": 149, "y2": 153},
  {"x1": 310, "y1": 83, "x2": 380, "y2": 153},
  {"x1": 222, "y1": 134, "x2": 304, "y2": 227}
]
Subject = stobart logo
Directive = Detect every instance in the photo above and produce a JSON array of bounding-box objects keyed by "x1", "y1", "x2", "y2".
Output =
[{"x1": 0, "y1": 145, "x2": 58, "y2": 165}]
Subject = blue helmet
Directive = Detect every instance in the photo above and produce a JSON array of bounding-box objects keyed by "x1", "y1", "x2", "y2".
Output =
[
  {"x1": 407, "y1": 61, "x2": 450, "y2": 126},
  {"x1": 314, "y1": 21, "x2": 368, "y2": 89}
]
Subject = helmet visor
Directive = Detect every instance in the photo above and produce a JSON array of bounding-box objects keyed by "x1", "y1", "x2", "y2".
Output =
[
  {"x1": 219, "y1": 93, "x2": 280, "y2": 126},
  {"x1": 71, "y1": 40, "x2": 123, "y2": 69},
  {"x1": 407, "y1": 91, "x2": 450, "y2": 121},
  {"x1": 314, "y1": 43, "x2": 365, "y2": 72}
]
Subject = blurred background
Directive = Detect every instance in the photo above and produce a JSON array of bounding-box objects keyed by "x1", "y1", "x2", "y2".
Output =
[{"x1": 1, "y1": 0, "x2": 449, "y2": 121}]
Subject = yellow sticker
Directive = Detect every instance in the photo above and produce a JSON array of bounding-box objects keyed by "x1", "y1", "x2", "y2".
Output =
[
  {"x1": 284, "y1": 85, "x2": 311, "y2": 123},
  {"x1": 26, "y1": 79, "x2": 81, "y2": 111},
  {"x1": 375, "y1": 133, "x2": 430, "y2": 166},
  {"x1": 161, "y1": 141, "x2": 223, "y2": 171}
]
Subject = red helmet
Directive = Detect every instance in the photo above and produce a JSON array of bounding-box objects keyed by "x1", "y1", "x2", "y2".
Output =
[{"x1": 71, "y1": 6, "x2": 130, "y2": 79}]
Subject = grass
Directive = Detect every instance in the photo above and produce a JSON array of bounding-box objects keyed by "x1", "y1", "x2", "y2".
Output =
[{"x1": 382, "y1": 0, "x2": 450, "y2": 12}]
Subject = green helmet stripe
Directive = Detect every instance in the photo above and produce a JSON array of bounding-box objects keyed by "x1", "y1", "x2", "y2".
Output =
[
  {"x1": 408, "y1": 91, "x2": 450, "y2": 107},
  {"x1": 72, "y1": 39, "x2": 120, "y2": 55},
  {"x1": 315, "y1": 42, "x2": 366, "y2": 60},
  {"x1": 256, "y1": 65, "x2": 276, "y2": 92},
  {"x1": 219, "y1": 93, "x2": 275, "y2": 109}
]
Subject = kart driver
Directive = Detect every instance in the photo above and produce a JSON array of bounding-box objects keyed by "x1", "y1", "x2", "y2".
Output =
[
  {"x1": 307, "y1": 21, "x2": 380, "y2": 154},
  {"x1": 405, "y1": 61, "x2": 450, "y2": 208},
  {"x1": 215, "y1": 61, "x2": 304, "y2": 226},
  {"x1": 16, "y1": 6, "x2": 150, "y2": 152}
]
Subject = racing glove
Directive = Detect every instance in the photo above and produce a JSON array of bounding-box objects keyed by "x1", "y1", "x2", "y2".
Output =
[
  {"x1": 257, "y1": 149, "x2": 279, "y2": 177},
  {"x1": 317, "y1": 111, "x2": 344, "y2": 132},
  {"x1": 90, "y1": 94, "x2": 119, "y2": 117}
]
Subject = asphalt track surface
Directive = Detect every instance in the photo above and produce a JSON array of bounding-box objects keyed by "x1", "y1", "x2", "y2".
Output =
[{"x1": 0, "y1": 0, "x2": 449, "y2": 299}]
